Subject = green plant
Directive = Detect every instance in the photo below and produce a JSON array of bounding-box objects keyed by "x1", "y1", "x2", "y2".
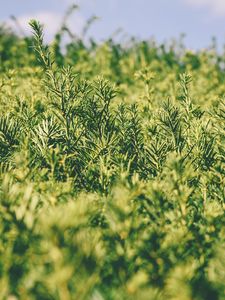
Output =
[{"x1": 0, "y1": 16, "x2": 224, "y2": 300}]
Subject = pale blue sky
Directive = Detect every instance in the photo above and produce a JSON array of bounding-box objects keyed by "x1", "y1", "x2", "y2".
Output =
[{"x1": 2, "y1": 0, "x2": 225, "y2": 49}]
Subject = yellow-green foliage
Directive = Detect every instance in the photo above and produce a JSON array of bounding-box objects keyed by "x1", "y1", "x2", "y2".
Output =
[{"x1": 0, "y1": 20, "x2": 224, "y2": 300}]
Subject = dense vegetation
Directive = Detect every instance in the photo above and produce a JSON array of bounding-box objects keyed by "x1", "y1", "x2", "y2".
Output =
[{"x1": 0, "y1": 13, "x2": 224, "y2": 300}]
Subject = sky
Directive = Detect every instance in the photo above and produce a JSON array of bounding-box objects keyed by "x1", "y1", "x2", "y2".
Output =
[{"x1": 1, "y1": 0, "x2": 225, "y2": 50}]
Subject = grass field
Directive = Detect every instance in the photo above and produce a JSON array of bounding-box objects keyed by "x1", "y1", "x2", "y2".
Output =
[{"x1": 0, "y1": 17, "x2": 224, "y2": 300}]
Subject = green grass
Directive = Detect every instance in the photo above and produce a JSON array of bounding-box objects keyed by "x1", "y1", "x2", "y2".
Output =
[{"x1": 0, "y1": 18, "x2": 224, "y2": 300}]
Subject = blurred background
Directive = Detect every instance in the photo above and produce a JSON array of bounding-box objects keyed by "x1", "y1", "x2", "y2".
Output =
[{"x1": 1, "y1": 0, "x2": 225, "y2": 50}]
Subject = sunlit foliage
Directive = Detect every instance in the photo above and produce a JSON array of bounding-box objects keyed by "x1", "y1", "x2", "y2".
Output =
[{"x1": 0, "y1": 14, "x2": 224, "y2": 300}]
